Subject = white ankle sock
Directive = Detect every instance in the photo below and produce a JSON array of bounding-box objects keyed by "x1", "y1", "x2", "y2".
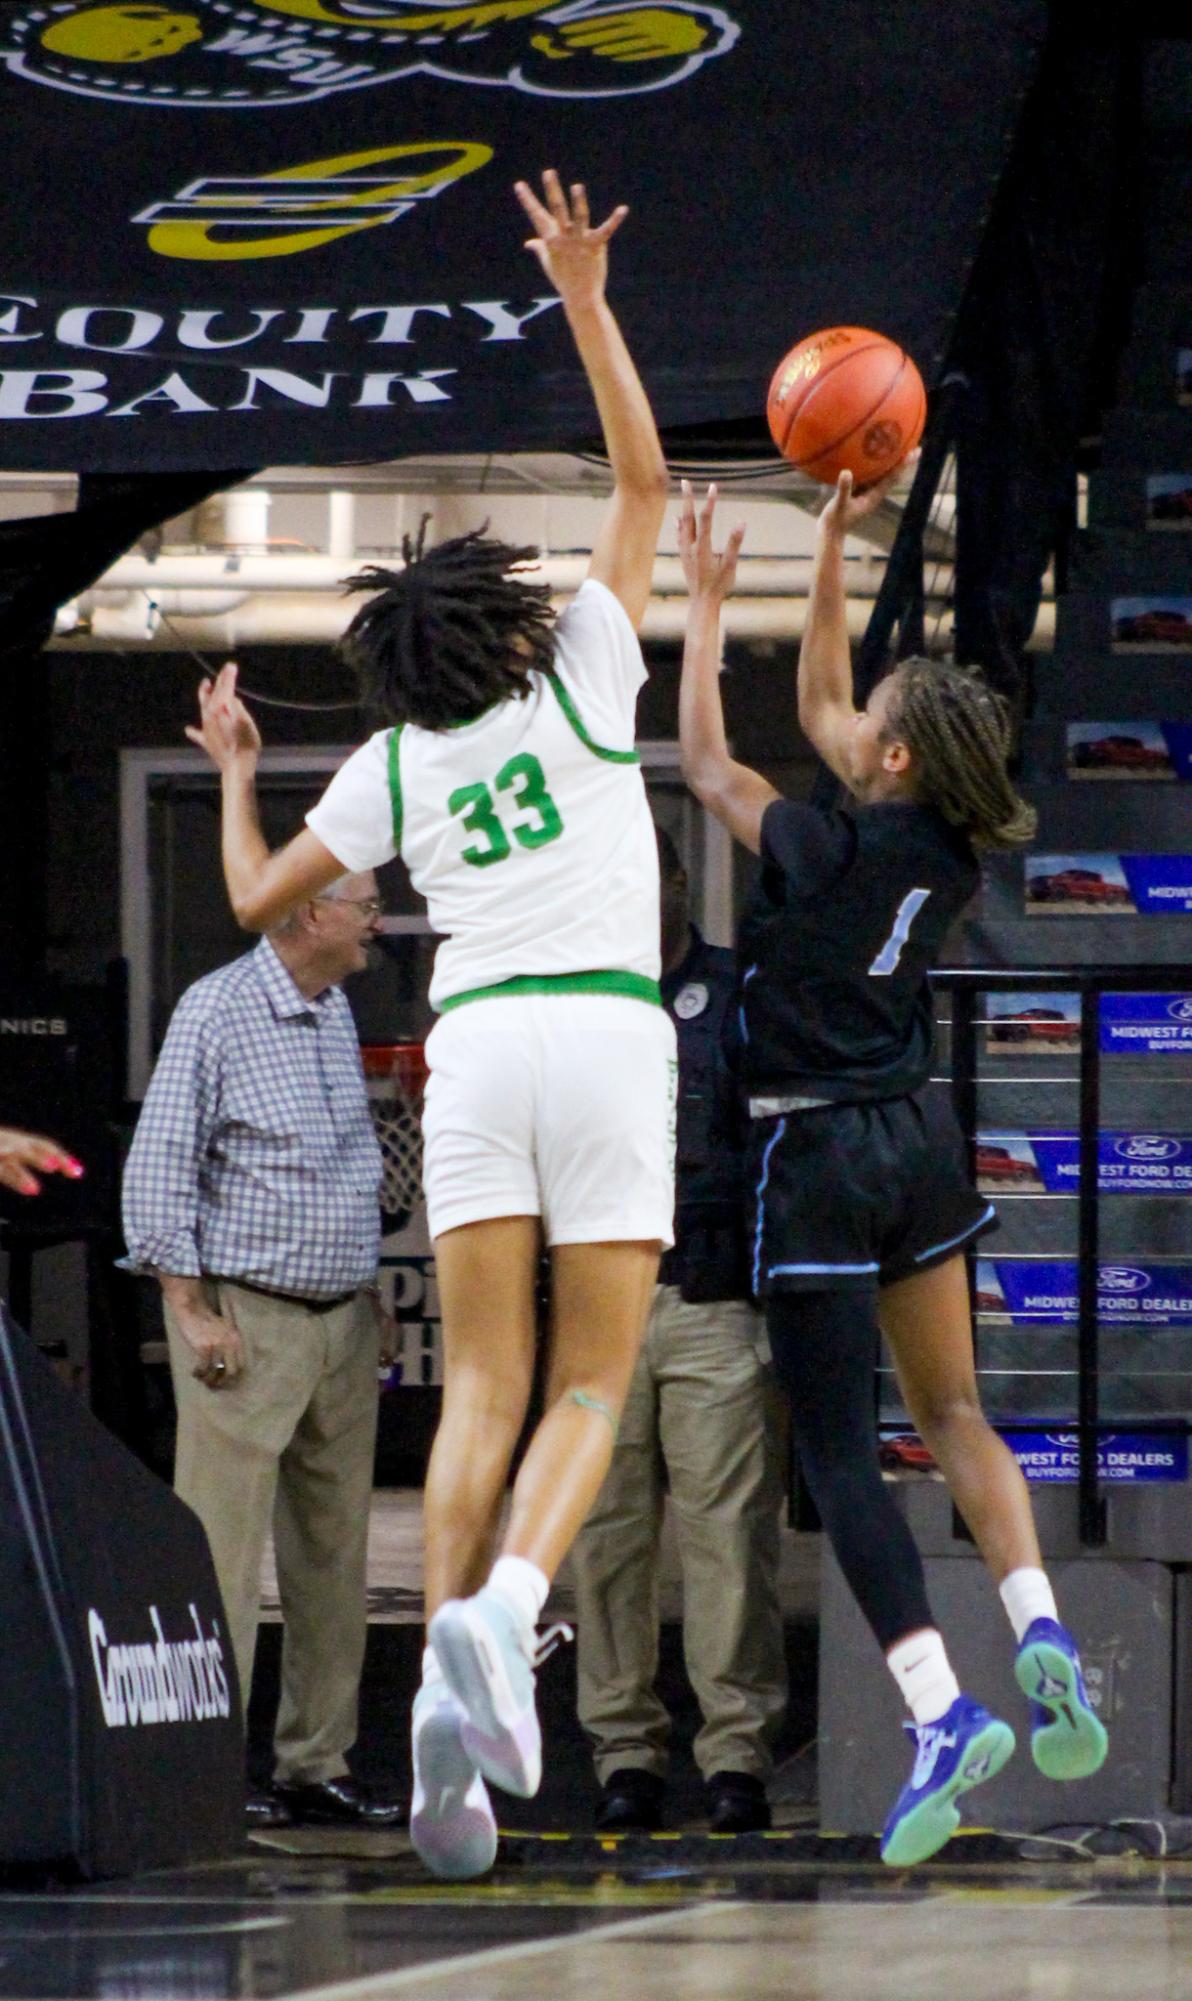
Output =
[
  {"x1": 998, "y1": 1567, "x2": 1059, "y2": 1644},
  {"x1": 421, "y1": 1644, "x2": 443, "y2": 1687},
  {"x1": 886, "y1": 1629, "x2": 962, "y2": 1726},
  {"x1": 487, "y1": 1555, "x2": 549, "y2": 1631}
]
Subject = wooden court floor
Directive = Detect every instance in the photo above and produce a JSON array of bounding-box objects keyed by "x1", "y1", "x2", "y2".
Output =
[{"x1": 8, "y1": 1836, "x2": 1192, "y2": 2001}]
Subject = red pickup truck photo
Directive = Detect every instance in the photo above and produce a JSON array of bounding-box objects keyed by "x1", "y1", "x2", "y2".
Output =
[
  {"x1": 1026, "y1": 867, "x2": 1133, "y2": 908},
  {"x1": 974, "y1": 1143, "x2": 1044, "y2": 1190},
  {"x1": 1069, "y1": 733, "x2": 1172, "y2": 775}
]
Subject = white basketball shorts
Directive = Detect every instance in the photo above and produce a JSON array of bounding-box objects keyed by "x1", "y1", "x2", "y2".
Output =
[{"x1": 421, "y1": 993, "x2": 677, "y2": 1246}]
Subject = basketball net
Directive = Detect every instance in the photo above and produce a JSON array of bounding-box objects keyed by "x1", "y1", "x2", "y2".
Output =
[{"x1": 360, "y1": 1043, "x2": 428, "y2": 1231}]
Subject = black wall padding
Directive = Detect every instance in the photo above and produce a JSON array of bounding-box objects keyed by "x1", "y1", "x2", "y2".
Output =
[
  {"x1": 0, "y1": 0, "x2": 1047, "y2": 470},
  {"x1": 952, "y1": 20, "x2": 1142, "y2": 708},
  {"x1": 0, "y1": 1309, "x2": 242, "y2": 1877}
]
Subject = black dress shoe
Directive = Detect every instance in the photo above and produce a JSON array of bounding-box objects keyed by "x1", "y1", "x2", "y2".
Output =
[
  {"x1": 271, "y1": 1777, "x2": 408, "y2": 1828},
  {"x1": 706, "y1": 1771, "x2": 771, "y2": 1834},
  {"x1": 594, "y1": 1769, "x2": 665, "y2": 1833},
  {"x1": 245, "y1": 1790, "x2": 293, "y2": 1828}
]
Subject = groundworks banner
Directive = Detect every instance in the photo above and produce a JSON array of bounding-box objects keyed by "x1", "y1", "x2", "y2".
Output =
[{"x1": 0, "y1": 0, "x2": 1045, "y2": 469}]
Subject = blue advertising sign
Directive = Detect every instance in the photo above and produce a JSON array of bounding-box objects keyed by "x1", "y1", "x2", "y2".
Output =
[
  {"x1": 1100, "y1": 993, "x2": 1192, "y2": 1053},
  {"x1": 882, "y1": 1427, "x2": 1189, "y2": 1483},
  {"x1": 977, "y1": 1132, "x2": 1192, "y2": 1193},
  {"x1": 1123, "y1": 856, "x2": 1192, "y2": 913},
  {"x1": 1000, "y1": 1432, "x2": 1188, "y2": 1484},
  {"x1": 976, "y1": 1257, "x2": 1192, "y2": 1323}
]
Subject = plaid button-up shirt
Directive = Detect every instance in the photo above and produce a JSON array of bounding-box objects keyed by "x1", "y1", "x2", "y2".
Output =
[{"x1": 122, "y1": 939, "x2": 382, "y2": 1298}]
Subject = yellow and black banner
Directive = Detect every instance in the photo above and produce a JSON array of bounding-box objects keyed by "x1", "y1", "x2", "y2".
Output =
[{"x1": 0, "y1": 0, "x2": 1046, "y2": 469}]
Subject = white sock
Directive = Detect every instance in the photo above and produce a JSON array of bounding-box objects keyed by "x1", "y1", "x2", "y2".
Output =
[
  {"x1": 486, "y1": 1555, "x2": 549, "y2": 1631},
  {"x1": 421, "y1": 1643, "x2": 444, "y2": 1688},
  {"x1": 999, "y1": 1567, "x2": 1059, "y2": 1644},
  {"x1": 886, "y1": 1629, "x2": 962, "y2": 1726}
]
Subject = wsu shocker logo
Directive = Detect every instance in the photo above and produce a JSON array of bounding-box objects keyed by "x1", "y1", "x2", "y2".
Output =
[{"x1": 3, "y1": 0, "x2": 739, "y2": 104}]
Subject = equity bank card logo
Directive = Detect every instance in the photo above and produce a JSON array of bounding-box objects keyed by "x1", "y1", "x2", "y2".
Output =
[
  {"x1": 136, "y1": 141, "x2": 492, "y2": 260},
  {"x1": 3, "y1": 0, "x2": 739, "y2": 105}
]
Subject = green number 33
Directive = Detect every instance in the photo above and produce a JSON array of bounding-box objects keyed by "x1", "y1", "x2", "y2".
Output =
[{"x1": 448, "y1": 753, "x2": 564, "y2": 869}]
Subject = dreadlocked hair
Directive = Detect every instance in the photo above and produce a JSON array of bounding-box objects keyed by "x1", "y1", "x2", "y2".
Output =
[
  {"x1": 339, "y1": 518, "x2": 558, "y2": 729},
  {"x1": 880, "y1": 658, "x2": 1037, "y2": 850}
]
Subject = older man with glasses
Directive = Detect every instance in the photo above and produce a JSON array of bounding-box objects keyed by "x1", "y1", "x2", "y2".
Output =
[{"x1": 122, "y1": 870, "x2": 405, "y2": 1829}]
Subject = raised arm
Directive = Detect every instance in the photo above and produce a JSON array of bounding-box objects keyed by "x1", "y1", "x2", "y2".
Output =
[
  {"x1": 677, "y1": 482, "x2": 779, "y2": 856},
  {"x1": 798, "y1": 460, "x2": 917, "y2": 784},
  {"x1": 515, "y1": 170, "x2": 668, "y2": 632},
  {"x1": 185, "y1": 662, "x2": 344, "y2": 930}
]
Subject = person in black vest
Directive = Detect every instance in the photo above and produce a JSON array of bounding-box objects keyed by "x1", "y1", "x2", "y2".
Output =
[
  {"x1": 677, "y1": 474, "x2": 1107, "y2": 1867},
  {"x1": 570, "y1": 826, "x2": 786, "y2": 1833}
]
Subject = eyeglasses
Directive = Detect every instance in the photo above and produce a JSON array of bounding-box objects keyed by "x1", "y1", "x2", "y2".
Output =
[{"x1": 316, "y1": 895, "x2": 385, "y2": 919}]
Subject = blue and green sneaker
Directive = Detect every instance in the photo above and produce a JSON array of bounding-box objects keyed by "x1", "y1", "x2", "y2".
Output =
[
  {"x1": 1014, "y1": 1618, "x2": 1108, "y2": 1781},
  {"x1": 881, "y1": 1695, "x2": 1016, "y2": 1867}
]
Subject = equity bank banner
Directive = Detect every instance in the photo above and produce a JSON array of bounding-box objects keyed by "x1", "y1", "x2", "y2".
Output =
[{"x1": 0, "y1": 0, "x2": 1046, "y2": 469}]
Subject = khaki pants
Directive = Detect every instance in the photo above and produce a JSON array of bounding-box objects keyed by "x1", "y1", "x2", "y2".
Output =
[
  {"x1": 571, "y1": 1285, "x2": 787, "y2": 1783},
  {"x1": 165, "y1": 1281, "x2": 380, "y2": 1784}
]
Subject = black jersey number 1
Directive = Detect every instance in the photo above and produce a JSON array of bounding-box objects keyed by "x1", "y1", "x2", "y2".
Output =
[{"x1": 868, "y1": 887, "x2": 931, "y2": 976}]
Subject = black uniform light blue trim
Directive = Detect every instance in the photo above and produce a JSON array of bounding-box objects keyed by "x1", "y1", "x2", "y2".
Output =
[
  {"x1": 739, "y1": 962, "x2": 758, "y2": 1049},
  {"x1": 912, "y1": 1203, "x2": 997, "y2": 1266},
  {"x1": 752, "y1": 1116, "x2": 787, "y2": 1295},
  {"x1": 769, "y1": 1259, "x2": 881, "y2": 1277}
]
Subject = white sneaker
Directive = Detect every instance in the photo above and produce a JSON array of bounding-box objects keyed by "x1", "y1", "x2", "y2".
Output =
[
  {"x1": 429, "y1": 1589, "x2": 572, "y2": 1800},
  {"x1": 410, "y1": 1680, "x2": 497, "y2": 1880}
]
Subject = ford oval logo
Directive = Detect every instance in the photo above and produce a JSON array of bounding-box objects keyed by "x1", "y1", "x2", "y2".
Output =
[
  {"x1": 1099, "y1": 1266, "x2": 1150, "y2": 1292},
  {"x1": 1115, "y1": 1135, "x2": 1181, "y2": 1160},
  {"x1": 1168, "y1": 999, "x2": 1192, "y2": 1021}
]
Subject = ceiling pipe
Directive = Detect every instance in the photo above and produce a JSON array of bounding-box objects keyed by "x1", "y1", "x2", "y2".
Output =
[
  {"x1": 192, "y1": 487, "x2": 272, "y2": 553},
  {"x1": 327, "y1": 490, "x2": 356, "y2": 562},
  {"x1": 77, "y1": 552, "x2": 888, "y2": 597},
  {"x1": 49, "y1": 594, "x2": 1056, "y2": 651}
]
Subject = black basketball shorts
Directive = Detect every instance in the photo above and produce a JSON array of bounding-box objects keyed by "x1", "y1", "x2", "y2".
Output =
[{"x1": 746, "y1": 1083, "x2": 997, "y2": 1297}]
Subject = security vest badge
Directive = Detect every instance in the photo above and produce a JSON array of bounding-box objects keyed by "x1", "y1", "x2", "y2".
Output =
[{"x1": 673, "y1": 981, "x2": 709, "y2": 1020}]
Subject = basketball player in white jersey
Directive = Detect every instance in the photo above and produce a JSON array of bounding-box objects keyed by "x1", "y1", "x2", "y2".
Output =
[{"x1": 187, "y1": 170, "x2": 673, "y2": 1878}]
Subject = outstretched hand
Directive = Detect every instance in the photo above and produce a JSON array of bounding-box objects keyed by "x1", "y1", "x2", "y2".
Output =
[
  {"x1": 514, "y1": 169, "x2": 627, "y2": 311},
  {"x1": 0, "y1": 1127, "x2": 84, "y2": 1197},
  {"x1": 185, "y1": 661, "x2": 261, "y2": 771},
  {"x1": 818, "y1": 451, "x2": 921, "y2": 536},
  {"x1": 678, "y1": 480, "x2": 745, "y2": 603}
]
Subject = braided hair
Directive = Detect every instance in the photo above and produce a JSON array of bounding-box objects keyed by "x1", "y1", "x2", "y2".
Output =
[
  {"x1": 340, "y1": 518, "x2": 557, "y2": 729},
  {"x1": 879, "y1": 658, "x2": 1037, "y2": 849}
]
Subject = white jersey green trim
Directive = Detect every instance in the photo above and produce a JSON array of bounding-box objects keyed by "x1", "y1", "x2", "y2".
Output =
[
  {"x1": 305, "y1": 583, "x2": 659, "y2": 1012},
  {"x1": 545, "y1": 672, "x2": 640, "y2": 764},
  {"x1": 439, "y1": 969, "x2": 661, "y2": 1013},
  {"x1": 387, "y1": 725, "x2": 404, "y2": 855}
]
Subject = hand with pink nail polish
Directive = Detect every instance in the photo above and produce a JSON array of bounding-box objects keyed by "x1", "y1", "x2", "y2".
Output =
[{"x1": 0, "y1": 1127, "x2": 84, "y2": 1198}]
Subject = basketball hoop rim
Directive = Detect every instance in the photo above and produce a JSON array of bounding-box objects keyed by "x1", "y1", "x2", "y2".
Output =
[{"x1": 360, "y1": 1041, "x2": 429, "y2": 1089}]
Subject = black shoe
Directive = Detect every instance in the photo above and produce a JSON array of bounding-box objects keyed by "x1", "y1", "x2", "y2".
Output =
[
  {"x1": 245, "y1": 1789, "x2": 293, "y2": 1829},
  {"x1": 271, "y1": 1777, "x2": 408, "y2": 1828},
  {"x1": 594, "y1": 1769, "x2": 665, "y2": 1833},
  {"x1": 706, "y1": 1771, "x2": 771, "y2": 1834}
]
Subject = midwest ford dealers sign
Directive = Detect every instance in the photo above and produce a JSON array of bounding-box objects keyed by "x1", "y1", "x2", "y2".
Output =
[
  {"x1": 1000, "y1": 1433, "x2": 1188, "y2": 1484},
  {"x1": 977, "y1": 1133, "x2": 1192, "y2": 1193},
  {"x1": 976, "y1": 1258, "x2": 1192, "y2": 1324}
]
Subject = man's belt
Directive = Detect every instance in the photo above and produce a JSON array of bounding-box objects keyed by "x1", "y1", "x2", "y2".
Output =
[{"x1": 212, "y1": 1277, "x2": 360, "y2": 1314}]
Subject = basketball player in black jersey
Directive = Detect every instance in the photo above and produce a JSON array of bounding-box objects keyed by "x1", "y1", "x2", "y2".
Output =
[{"x1": 676, "y1": 471, "x2": 1107, "y2": 1865}]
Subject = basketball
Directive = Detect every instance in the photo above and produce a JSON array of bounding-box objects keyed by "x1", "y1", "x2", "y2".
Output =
[{"x1": 766, "y1": 326, "x2": 926, "y2": 486}]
